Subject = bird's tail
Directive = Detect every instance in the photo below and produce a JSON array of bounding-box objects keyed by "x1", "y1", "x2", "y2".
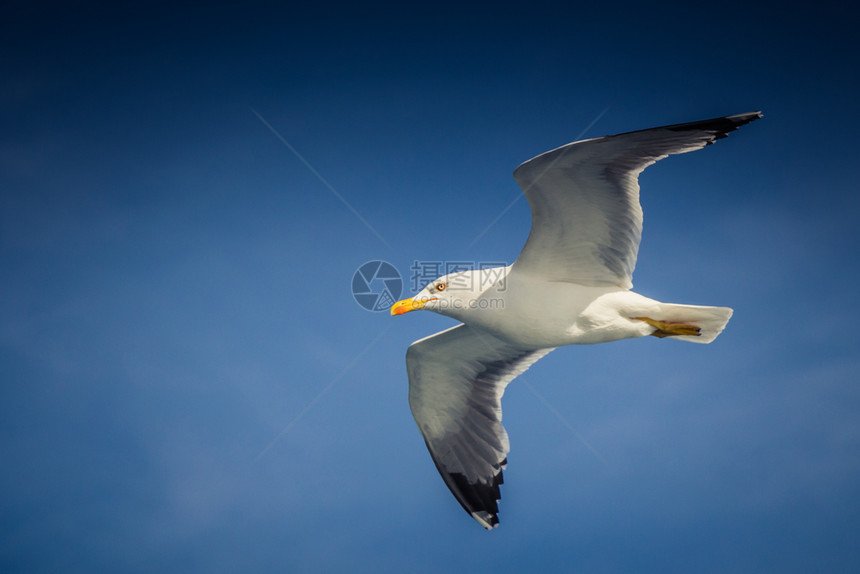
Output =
[{"x1": 652, "y1": 303, "x2": 734, "y2": 344}]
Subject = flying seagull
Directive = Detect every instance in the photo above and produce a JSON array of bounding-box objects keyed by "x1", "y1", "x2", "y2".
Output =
[{"x1": 390, "y1": 111, "x2": 761, "y2": 529}]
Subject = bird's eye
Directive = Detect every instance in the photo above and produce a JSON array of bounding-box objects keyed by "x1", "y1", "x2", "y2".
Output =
[{"x1": 435, "y1": 282, "x2": 447, "y2": 292}]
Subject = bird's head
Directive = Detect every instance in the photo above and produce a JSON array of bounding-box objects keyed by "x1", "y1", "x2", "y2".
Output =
[{"x1": 390, "y1": 267, "x2": 507, "y2": 319}]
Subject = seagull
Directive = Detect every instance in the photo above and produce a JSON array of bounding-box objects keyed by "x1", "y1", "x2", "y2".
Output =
[{"x1": 390, "y1": 111, "x2": 761, "y2": 529}]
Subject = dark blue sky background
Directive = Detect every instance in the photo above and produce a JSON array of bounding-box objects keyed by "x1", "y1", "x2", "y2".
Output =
[{"x1": 3, "y1": 2, "x2": 859, "y2": 572}]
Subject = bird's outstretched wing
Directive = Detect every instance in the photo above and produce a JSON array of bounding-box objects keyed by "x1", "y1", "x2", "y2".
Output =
[
  {"x1": 406, "y1": 324, "x2": 554, "y2": 529},
  {"x1": 512, "y1": 111, "x2": 762, "y2": 289}
]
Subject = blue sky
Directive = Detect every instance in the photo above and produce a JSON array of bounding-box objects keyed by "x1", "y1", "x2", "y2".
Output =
[{"x1": 2, "y1": 1, "x2": 859, "y2": 572}]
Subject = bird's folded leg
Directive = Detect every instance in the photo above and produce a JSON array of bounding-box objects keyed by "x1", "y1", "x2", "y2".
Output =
[{"x1": 632, "y1": 317, "x2": 701, "y2": 338}]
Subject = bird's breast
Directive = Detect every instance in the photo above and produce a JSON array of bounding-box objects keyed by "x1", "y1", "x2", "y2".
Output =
[{"x1": 465, "y1": 280, "x2": 628, "y2": 348}]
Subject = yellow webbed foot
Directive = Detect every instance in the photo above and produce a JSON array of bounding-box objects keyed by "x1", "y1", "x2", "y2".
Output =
[{"x1": 633, "y1": 317, "x2": 702, "y2": 338}]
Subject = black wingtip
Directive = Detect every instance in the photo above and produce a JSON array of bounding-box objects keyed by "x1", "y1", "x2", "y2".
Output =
[
  {"x1": 424, "y1": 440, "x2": 504, "y2": 530},
  {"x1": 664, "y1": 110, "x2": 762, "y2": 140}
]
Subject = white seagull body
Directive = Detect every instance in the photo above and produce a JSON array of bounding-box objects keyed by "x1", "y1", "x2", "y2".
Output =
[{"x1": 390, "y1": 112, "x2": 762, "y2": 529}]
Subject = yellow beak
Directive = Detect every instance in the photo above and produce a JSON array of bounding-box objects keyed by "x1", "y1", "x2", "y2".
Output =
[{"x1": 390, "y1": 296, "x2": 435, "y2": 316}]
